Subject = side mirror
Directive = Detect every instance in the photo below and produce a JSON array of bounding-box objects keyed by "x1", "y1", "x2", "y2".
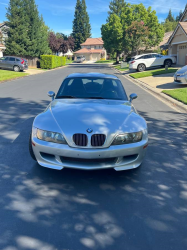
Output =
[
  {"x1": 48, "y1": 91, "x2": 55, "y2": 101},
  {"x1": 129, "y1": 93, "x2": 137, "y2": 102}
]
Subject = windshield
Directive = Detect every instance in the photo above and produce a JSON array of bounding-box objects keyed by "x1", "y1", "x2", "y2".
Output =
[{"x1": 56, "y1": 77, "x2": 128, "y2": 100}]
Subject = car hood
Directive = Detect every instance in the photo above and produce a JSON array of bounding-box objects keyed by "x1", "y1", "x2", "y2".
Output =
[
  {"x1": 176, "y1": 65, "x2": 187, "y2": 75},
  {"x1": 34, "y1": 99, "x2": 147, "y2": 148}
]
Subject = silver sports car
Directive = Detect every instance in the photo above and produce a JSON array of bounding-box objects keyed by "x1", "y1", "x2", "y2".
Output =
[{"x1": 30, "y1": 73, "x2": 148, "y2": 171}]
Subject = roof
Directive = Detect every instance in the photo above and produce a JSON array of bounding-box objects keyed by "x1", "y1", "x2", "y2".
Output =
[
  {"x1": 167, "y1": 22, "x2": 187, "y2": 45},
  {"x1": 81, "y1": 38, "x2": 104, "y2": 46},
  {"x1": 74, "y1": 48, "x2": 104, "y2": 54},
  {"x1": 0, "y1": 22, "x2": 5, "y2": 27},
  {"x1": 66, "y1": 72, "x2": 118, "y2": 79},
  {"x1": 179, "y1": 22, "x2": 187, "y2": 34},
  {"x1": 179, "y1": 4, "x2": 187, "y2": 22}
]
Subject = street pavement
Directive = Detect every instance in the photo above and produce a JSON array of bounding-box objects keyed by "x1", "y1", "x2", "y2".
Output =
[{"x1": 0, "y1": 64, "x2": 187, "y2": 250}]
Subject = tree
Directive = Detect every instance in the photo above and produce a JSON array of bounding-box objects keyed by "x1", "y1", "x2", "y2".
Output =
[
  {"x1": 125, "y1": 21, "x2": 149, "y2": 53},
  {"x1": 101, "y1": 14, "x2": 123, "y2": 63},
  {"x1": 67, "y1": 36, "x2": 75, "y2": 51},
  {"x1": 108, "y1": 0, "x2": 127, "y2": 18},
  {"x1": 48, "y1": 32, "x2": 63, "y2": 54},
  {"x1": 166, "y1": 9, "x2": 175, "y2": 22},
  {"x1": 5, "y1": 0, "x2": 30, "y2": 55},
  {"x1": 5, "y1": 0, "x2": 51, "y2": 57},
  {"x1": 0, "y1": 31, "x2": 3, "y2": 44},
  {"x1": 72, "y1": 0, "x2": 91, "y2": 51},
  {"x1": 72, "y1": 0, "x2": 84, "y2": 50},
  {"x1": 176, "y1": 10, "x2": 183, "y2": 22},
  {"x1": 101, "y1": 1, "x2": 164, "y2": 60},
  {"x1": 82, "y1": 0, "x2": 91, "y2": 39}
]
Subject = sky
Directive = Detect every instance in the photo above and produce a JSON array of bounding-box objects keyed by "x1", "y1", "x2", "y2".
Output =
[{"x1": 0, "y1": 0, "x2": 186, "y2": 37}]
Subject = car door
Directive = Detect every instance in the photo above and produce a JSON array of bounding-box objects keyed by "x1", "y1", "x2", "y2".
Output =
[
  {"x1": 142, "y1": 54, "x2": 155, "y2": 68},
  {"x1": 8, "y1": 57, "x2": 16, "y2": 70},
  {"x1": 0, "y1": 57, "x2": 9, "y2": 69},
  {"x1": 151, "y1": 54, "x2": 163, "y2": 66}
]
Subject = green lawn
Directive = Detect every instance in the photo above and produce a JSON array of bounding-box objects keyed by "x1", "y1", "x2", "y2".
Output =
[
  {"x1": 66, "y1": 59, "x2": 73, "y2": 65},
  {"x1": 130, "y1": 68, "x2": 177, "y2": 79},
  {"x1": 114, "y1": 65, "x2": 129, "y2": 71},
  {"x1": 0, "y1": 70, "x2": 29, "y2": 82},
  {"x1": 95, "y1": 60, "x2": 115, "y2": 63},
  {"x1": 163, "y1": 88, "x2": 187, "y2": 105}
]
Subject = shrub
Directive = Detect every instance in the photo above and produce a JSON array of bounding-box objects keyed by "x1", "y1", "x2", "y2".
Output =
[{"x1": 40, "y1": 55, "x2": 66, "y2": 69}]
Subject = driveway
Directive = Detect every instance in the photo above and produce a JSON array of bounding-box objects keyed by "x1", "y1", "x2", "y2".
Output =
[{"x1": 0, "y1": 64, "x2": 187, "y2": 250}]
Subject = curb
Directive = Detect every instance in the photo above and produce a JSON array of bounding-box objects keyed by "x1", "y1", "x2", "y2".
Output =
[{"x1": 113, "y1": 68, "x2": 187, "y2": 113}]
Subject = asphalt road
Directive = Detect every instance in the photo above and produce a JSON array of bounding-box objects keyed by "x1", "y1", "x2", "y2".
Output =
[{"x1": 0, "y1": 64, "x2": 187, "y2": 250}]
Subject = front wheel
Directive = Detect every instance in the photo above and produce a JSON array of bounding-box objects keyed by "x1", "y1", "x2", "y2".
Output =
[
  {"x1": 29, "y1": 133, "x2": 37, "y2": 161},
  {"x1": 13, "y1": 65, "x2": 20, "y2": 72},
  {"x1": 164, "y1": 59, "x2": 172, "y2": 67},
  {"x1": 137, "y1": 64, "x2": 146, "y2": 72}
]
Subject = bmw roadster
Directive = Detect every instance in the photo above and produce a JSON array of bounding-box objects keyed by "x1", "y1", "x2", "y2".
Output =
[{"x1": 30, "y1": 73, "x2": 148, "y2": 171}]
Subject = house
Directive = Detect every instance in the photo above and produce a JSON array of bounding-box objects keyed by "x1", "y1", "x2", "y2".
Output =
[
  {"x1": 0, "y1": 22, "x2": 8, "y2": 57},
  {"x1": 74, "y1": 38, "x2": 107, "y2": 61},
  {"x1": 58, "y1": 49, "x2": 74, "y2": 57},
  {"x1": 167, "y1": 5, "x2": 187, "y2": 65}
]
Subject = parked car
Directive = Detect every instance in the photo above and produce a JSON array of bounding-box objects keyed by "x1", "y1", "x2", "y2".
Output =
[
  {"x1": 75, "y1": 56, "x2": 85, "y2": 63},
  {"x1": 174, "y1": 65, "x2": 187, "y2": 84},
  {"x1": 0, "y1": 56, "x2": 28, "y2": 72},
  {"x1": 129, "y1": 53, "x2": 176, "y2": 72},
  {"x1": 29, "y1": 73, "x2": 148, "y2": 171}
]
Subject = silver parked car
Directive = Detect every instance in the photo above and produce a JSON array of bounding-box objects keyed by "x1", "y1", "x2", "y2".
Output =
[
  {"x1": 0, "y1": 56, "x2": 28, "y2": 71},
  {"x1": 30, "y1": 73, "x2": 148, "y2": 171},
  {"x1": 75, "y1": 56, "x2": 85, "y2": 63},
  {"x1": 174, "y1": 65, "x2": 187, "y2": 84}
]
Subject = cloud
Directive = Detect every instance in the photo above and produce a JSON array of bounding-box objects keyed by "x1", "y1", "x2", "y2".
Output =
[{"x1": 0, "y1": 1, "x2": 8, "y2": 5}]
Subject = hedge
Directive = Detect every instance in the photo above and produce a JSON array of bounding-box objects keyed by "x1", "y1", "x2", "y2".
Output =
[{"x1": 40, "y1": 55, "x2": 66, "y2": 69}]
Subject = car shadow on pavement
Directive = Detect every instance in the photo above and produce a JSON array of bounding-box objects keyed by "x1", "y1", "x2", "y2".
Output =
[{"x1": 0, "y1": 96, "x2": 187, "y2": 249}]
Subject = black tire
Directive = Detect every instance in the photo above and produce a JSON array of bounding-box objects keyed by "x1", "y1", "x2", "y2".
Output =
[
  {"x1": 137, "y1": 63, "x2": 146, "y2": 72},
  {"x1": 164, "y1": 59, "x2": 172, "y2": 67},
  {"x1": 13, "y1": 65, "x2": 20, "y2": 72},
  {"x1": 29, "y1": 133, "x2": 37, "y2": 161}
]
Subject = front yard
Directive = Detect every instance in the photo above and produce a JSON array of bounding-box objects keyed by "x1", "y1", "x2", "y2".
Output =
[
  {"x1": 0, "y1": 70, "x2": 29, "y2": 82},
  {"x1": 95, "y1": 60, "x2": 114, "y2": 63},
  {"x1": 114, "y1": 65, "x2": 129, "y2": 71},
  {"x1": 163, "y1": 88, "x2": 187, "y2": 105},
  {"x1": 130, "y1": 68, "x2": 178, "y2": 79}
]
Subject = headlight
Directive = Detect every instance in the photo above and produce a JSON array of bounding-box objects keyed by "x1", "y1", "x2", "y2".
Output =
[
  {"x1": 36, "y1": 129, "x2": 67, "y2": 144},
  {"x1": 181, "y1": 71, "x2": 187, "y2": 76},
  {"x1": 111, "y1": 131, "x2": 143, "y2": 145}
]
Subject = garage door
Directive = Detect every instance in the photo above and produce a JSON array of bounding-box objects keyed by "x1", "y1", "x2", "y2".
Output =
[
  {"x1": 92, "y1": 54, "x2": 99, "y2": 61},
  {"x1": 178, "y1": 44, "x2": 187, "y2": 65}
]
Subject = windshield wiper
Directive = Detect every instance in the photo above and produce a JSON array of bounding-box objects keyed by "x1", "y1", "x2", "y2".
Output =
[{"x1": 56, "y1": 95, "x2": 77, "y2": 99}]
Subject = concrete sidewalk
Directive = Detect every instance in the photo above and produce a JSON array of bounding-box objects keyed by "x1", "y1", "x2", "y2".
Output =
[{"x1": 139, "y1": 73, "x2": 186, "y2": 92}]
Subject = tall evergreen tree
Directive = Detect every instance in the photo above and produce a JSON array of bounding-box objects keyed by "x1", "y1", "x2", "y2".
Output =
[
  {"x1": 176, "y1": 10, "x2": 183, "y2": 22},
  {"x1": 5, "y1": 0, "x2": 30, "y2": 55},
  {"x1": 166, "y1": 9, "x2": 175, "y2": 22},
  {"x1": 72, "y1": 0, "x2": 84, "y2": 51},
  {"x1": 5, "y1": 0, "x2": 50, "y2": 57},
  {"x1": 82, "y1": 0, "x2": 91, "y2": 39}
]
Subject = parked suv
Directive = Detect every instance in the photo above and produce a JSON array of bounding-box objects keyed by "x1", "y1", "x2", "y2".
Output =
[
  {"x1": 129, "y1": 53, "x2": 176, "y2": 72},
  {"x1": 0, "y1": 56, "x2": 28, "y2": 72}
]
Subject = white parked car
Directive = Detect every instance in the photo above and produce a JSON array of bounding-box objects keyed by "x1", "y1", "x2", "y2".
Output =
[
  {"x1": 129, "y1": 53, "x2": 176, "y2": 72},
  {"x1": 174, "y1": 65, "x2": 187, "y2": 84}
]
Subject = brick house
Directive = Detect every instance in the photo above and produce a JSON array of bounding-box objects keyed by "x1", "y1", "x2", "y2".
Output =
[{"x1": 74, "y1": 38, "x2": 107, "y2": 61}]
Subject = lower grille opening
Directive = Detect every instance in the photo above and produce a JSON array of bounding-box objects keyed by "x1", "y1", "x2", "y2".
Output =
[
  {"x1": 60, "y1": 156, "x2": 117, "y2": 166},
  {"x1": 40, "y1": 152, "x2": 55, "y2": 161},
  {"x1": 123, "y1": 154, "x2": 138, "y2": 162}
]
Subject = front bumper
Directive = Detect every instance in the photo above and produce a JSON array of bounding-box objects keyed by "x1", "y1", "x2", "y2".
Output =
[
  {"x1": 32, "y1": 136, "x2": 148, "y2": 171},
  {"x1": 174, "y1": 75, "x2": 187, "y2": 84}
]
